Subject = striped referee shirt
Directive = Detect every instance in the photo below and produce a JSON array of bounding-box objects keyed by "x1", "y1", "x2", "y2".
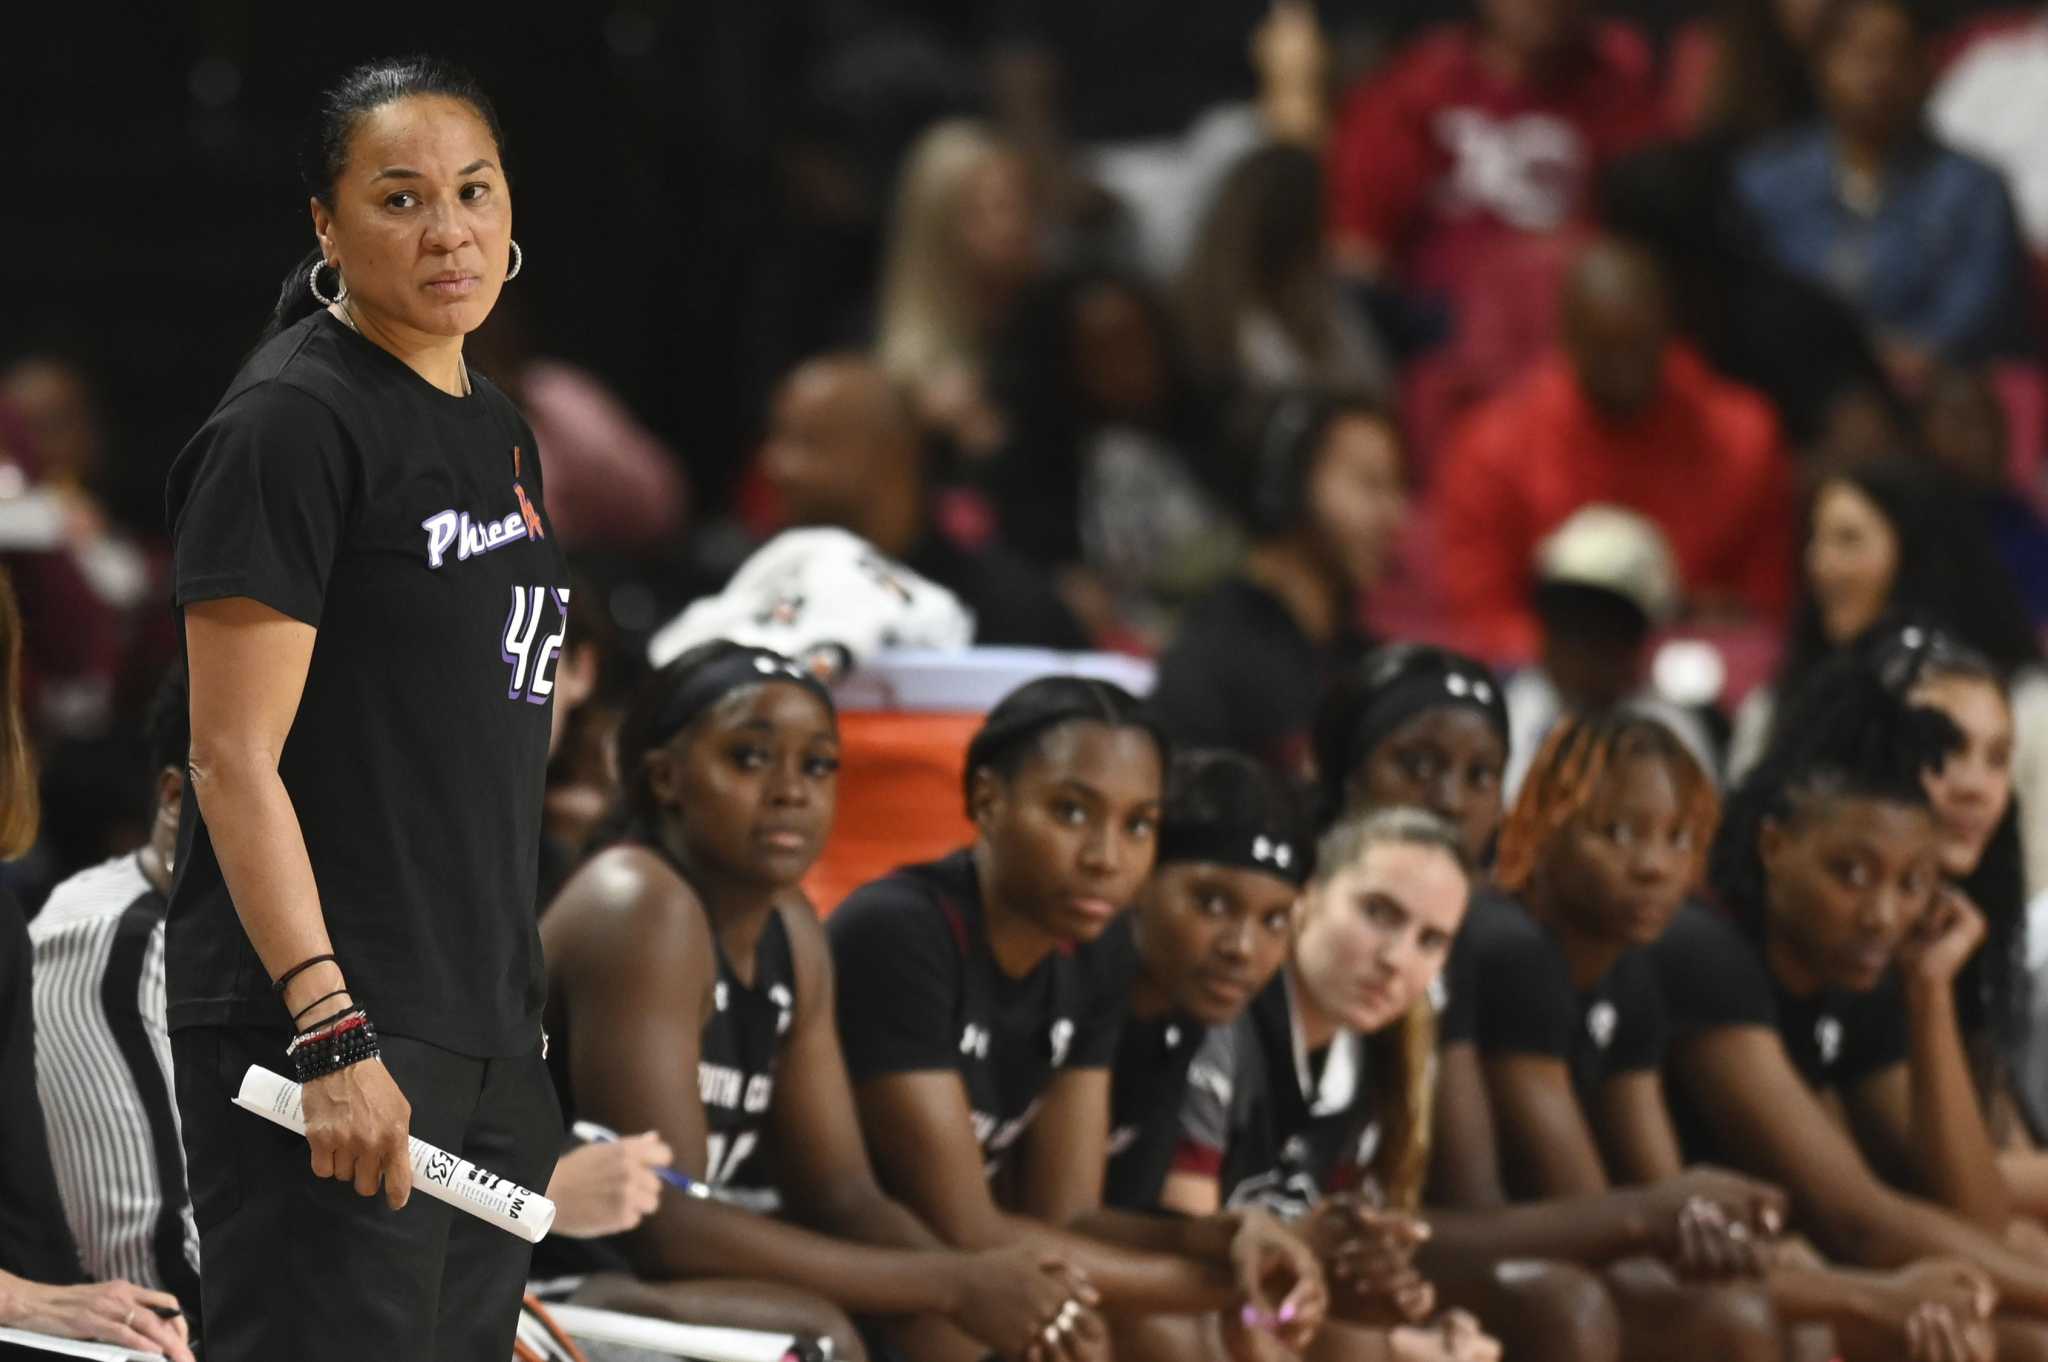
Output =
[{"x1": 28, "y1": 852, "x2": 202, "y2": 1306}]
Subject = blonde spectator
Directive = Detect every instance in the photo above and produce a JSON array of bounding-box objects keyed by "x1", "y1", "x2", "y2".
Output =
[{"x1": 876, "y1": 120, "x2": 1040, "y2": 455}]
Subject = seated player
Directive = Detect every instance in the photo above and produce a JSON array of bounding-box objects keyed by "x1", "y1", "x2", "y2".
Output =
[
  {"x1": 1487, "y1": 710, "x2": 1999, "y2": 1360},
  {"x1": 831, "y1": 678, "x2": 1330, "y2": 1362},
  {"x1": 1103, "y1": 751, "x2": 1451, "y2": 1359},
  {"x1": 1160, "y1": 805, "x2": 1501, "y2": 1362},
  {"x1": 1658, "y1": 660, "x2": 2048, "y2": 1357},
  {"x1": 541, "y1": 643, "x2": 1092, "y2": 1362},
  {"x1": 1312, "y1": 644, "x2": 1783, "y2": 1362},
  {"x1": 1868, "y1": 625, "x2": 2042, "y2": 1149}
]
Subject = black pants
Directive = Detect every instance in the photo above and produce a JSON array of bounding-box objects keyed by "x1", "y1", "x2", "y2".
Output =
[{"x1": 172, "y1": 1026, "x2": 561, "y2": 1362}]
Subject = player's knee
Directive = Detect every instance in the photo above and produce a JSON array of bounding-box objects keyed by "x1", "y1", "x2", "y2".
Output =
[
  {"x1": 1491, "y1": 1260, "x2": 1622, "y2": 1362},
  {"x1": 805, "y1": 1304, "x2": 867, "y2": 1362},
  {"x1": 1680, "y1": 1282, "x2": 1780, "y2": 1362},
  {"x1": 1995, "y1": 1317, "x2": 2048, "y2": 1362}
]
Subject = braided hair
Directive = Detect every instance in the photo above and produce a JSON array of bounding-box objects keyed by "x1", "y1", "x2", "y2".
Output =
[
  {"x1": 962, "y1": 676, "x2": 1170, "y2": 814},
  {"x1": 1710, "y1": 657, "x2": 1960, "y2": 934},
  {"x1": 1496, "y1": 710, "x2": 1719, "y2": 897}
]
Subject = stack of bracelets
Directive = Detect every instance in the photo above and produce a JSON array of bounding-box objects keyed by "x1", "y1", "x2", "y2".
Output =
[
  {"x1": 277, "y1": 952, "x2": 382, "y2": 1083},
  {"x1": 287, "y1": 1008, "x2": 381, "y2": 1082}
]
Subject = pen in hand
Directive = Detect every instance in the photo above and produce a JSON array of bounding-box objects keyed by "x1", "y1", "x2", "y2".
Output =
[{"x1": 570, "y1": 1119, "x2": 713, "y2": 1199}]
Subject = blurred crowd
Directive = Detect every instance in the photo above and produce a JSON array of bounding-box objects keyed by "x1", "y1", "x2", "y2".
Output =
[{"x1": 8, "y1": 0, "x2": 2048, "y2": 909}]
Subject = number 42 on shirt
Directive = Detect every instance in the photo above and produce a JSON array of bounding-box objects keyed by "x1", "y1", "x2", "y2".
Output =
[{"x1": 501, "y1": 586, "x2": 569, "y2": 705}]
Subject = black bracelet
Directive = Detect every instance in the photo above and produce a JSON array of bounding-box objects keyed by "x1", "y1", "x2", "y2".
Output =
[
  {"x1": 288, "y1": 1011, "x2": 380, "y2": 1084},
  {"x1": 291, "y1": 989, "x2": 350, "y2": 1024},
  {"x1": 273, "y1": 953, "x2": 337, "y2": 995}
]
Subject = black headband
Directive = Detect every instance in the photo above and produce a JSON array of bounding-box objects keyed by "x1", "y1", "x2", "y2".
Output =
[
  {"x1": 1158, "y1": 818, "x2": 1311, "y2": 887},
  {"x1": 650, "y1": 647, "x2": 835, "y2": 746},
  {"x1": 1345, "y1": 662, "x2": 1507, "y2": 775}
]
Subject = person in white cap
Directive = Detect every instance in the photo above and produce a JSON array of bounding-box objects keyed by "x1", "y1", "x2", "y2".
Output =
[{"x1": 1502, "y1": 505, "x2": 1718, "y2": 800}]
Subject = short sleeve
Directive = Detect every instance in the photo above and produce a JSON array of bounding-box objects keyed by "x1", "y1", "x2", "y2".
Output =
[
  {"x1": 1067, "y1": 923, "x2": 1137, "y2": 1071},
  {"x1": 1604, "y1": 953, "x2": 1670, "y2": 1075},
  {"x1": 1836, "y1": 972, "x2": 1909, "y2": 1088},
  {"x1": 1650, "y1": 903, "x2": 1777, "y2": 1038},
  {"x1": 828, "y1": 877, "x2": 965, "y2": 1081},
  {"x1": 167, "y1": 381, "x2": 355, "y2": 626},
  {"x1": 1172, "y1": 1022, "x2": 1240, "y2": 1176},
  {"x1": 1468, "y1": 905, "x2": 1577, "y2": 1060}
]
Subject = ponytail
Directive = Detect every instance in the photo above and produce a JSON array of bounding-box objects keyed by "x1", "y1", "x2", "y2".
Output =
[{"x1": 262, "y1": 247, "x2": 330, "y2": 348}]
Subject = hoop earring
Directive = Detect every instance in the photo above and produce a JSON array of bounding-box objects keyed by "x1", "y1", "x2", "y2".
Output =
[
  {"x1": 308, "y1": 260, "x2": 347, "y2": 307},
  {"x1": 505, "y1": 240, "x2": 523, "y2": 281}
]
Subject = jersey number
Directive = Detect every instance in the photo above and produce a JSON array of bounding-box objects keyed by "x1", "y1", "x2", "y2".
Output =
[
  {"x1": 703, "y1": 1132, "x2": 758, "y2": 1187},
  {"x1": 502, "y1": 586, "x2": 570, "y2": 704}
]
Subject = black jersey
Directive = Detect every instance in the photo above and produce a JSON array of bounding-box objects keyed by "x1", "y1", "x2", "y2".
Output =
[
  {"x1": 1464, "y1": 894, "x2": 1668, "y2": 1113},
  {"x1": 1104, "y1": 1003, "x2": 1204, "y2": 1211},
  {"x1": 165, "y1": 311, "x2": 567, "y2": 1056},
  {"x1": 1652, "y1": 902, "x2": 1908, "y2": 1163},
  {"x1": 1177, "y1": 973, "x2": 1381, "y2": 1217},
  {"x1": 698, "y1": 908, "x2": 796, "y2": 1196},
  {"x1": 830, "y1": 850, "x2": 1128, "y2": 1176}
]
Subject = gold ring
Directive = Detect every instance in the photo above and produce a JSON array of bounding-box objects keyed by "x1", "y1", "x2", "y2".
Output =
[{"x1": 124, "y1": 1308, "x2": 135, "y2": 1329}]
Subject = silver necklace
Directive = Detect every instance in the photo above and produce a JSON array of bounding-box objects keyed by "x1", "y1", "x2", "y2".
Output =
[{"x1": 331, "y1": 302, "x2": 471, "y2": 397}]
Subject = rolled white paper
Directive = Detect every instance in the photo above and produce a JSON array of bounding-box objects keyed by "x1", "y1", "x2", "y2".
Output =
[{"x1": 234, "y1": 1064, "x2": 556, "y2": 1243}]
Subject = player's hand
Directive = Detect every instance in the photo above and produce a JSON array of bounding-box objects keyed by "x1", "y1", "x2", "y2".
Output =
[
  {"x1": 1899, "y1": 887, "x2": 1987, "y2": 993},
  {"x1": 943, "y1": 1243, "x2": 1097, "y2": 1362},
  {"x1": 1389, "y1": 1310, "x2": 1503, "y2": 1362},
  {"x1": 1228, "y1": 1207, "x2": 1328, "y2": 1352},
  {"x1": 547, "y1": 1132, "x2": 669, "y2": 1237},
  {"x1": 1646, "y1": 1167, "x2": 1785, "y2": 1278},
  {"x1": 1303, "y1": 1194, "x2": 1434, "y2": 1323},
  {"x1": 303, "y1": 1053, "x2": 413, "y2": 1208}
]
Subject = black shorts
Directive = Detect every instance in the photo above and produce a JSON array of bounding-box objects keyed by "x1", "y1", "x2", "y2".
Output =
[{"x1": 172, "y1": 1026, "x2": 561, "y2": 1362}]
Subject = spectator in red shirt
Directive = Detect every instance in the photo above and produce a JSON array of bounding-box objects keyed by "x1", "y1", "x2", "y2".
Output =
[
  {"x1": 1326, "y1": 0, "x2": 1663, "y2": 306},
  {"x1": 1432, "y1": 238, "x2": 1795, "y2": 663}
]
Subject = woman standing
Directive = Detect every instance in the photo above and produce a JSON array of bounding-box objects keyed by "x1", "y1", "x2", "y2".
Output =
[{"x1": 164, "y1": 57, "x2": 566, "y2": 1362}]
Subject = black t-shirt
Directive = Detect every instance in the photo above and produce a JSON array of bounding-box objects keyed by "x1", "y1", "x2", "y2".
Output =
[
  {"x1": 1434, "y1": 890, "x2": 1490, "y2": 1049},
  {"x1": 1652, "y1": 902, "x2": 1909, "y2": 1163},
  {"x1": 1104, "y1": 982, "x2": 1204, "y2": 1210},
  {"x1": 830, "y1": 849, "x2": 1128, "y2": 1175},
  {"x1": 1177, "y1": 973, "x2": 1381, "y2": 1217},
  {"x1": 164, "y1": 312, "x2": 568, "y2": 1056},
  {"x1": 1151, "y1": 578, "x2": 1370, "y2": 784},
  {"x1": 0, "y1": 890, "x2": 86, "y2": 1284},
  {"x1": 1465, "y1": 894, "x2": 1667, "y2": 1112}
]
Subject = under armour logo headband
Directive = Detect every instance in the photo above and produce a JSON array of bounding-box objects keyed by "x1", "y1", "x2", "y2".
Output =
[{"x1": 1158, "y1": 821, "x2": 1310, "y2": 886}]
